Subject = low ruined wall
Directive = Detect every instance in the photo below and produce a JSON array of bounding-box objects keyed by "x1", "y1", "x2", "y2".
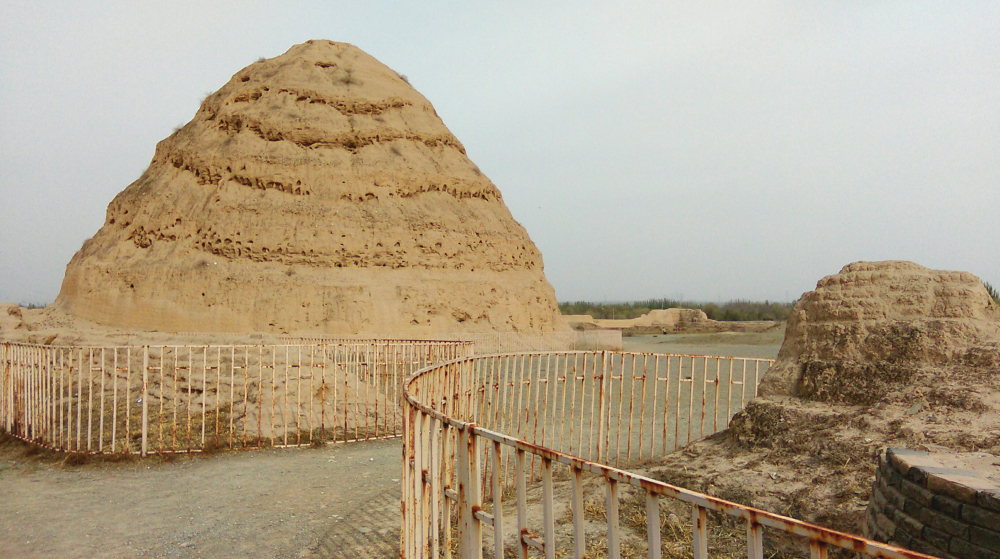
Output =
[{"x1": 866, "y1": 448, "x2": 1000, "y2": 559}]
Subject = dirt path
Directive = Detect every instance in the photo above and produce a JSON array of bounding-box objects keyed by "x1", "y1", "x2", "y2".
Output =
[{"x1": 0, "y1": 438, "x2": 402, "y2": 559}]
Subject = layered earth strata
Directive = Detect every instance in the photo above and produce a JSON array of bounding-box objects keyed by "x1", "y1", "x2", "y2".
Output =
[
  {"x1": 760, "y1": 260, "x2": 1000, "y2": 397},
  {"x1": 55, "y1": 40, "x2": 563, "y2": 336}
]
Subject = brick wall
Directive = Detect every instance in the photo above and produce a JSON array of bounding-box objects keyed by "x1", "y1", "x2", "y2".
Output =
[{"x1": 865, "y1": 448, "x2": 1000, "y2": 559}]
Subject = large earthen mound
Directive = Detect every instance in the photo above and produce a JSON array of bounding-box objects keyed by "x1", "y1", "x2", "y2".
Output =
[
  {"x1": 760, "y1": 261, "x2": 1000, "y2": 398},
  {"x1": 636, "y1": 261, "x2": 1000, "y2": 550},
  {"x1": 55, "y1": 40, "x2": 562, "y2": 336}
]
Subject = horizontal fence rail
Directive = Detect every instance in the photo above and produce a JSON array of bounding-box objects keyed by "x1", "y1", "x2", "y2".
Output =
[
  {"x1": 0, "y1": 340, "x2": 471, "y2": 455},
  {"x1": 285, "y1": 331, "x2": 624, "y2": 354},
  {"x1": 402, "y1": 352, "x2": 936, "y2": 559}
]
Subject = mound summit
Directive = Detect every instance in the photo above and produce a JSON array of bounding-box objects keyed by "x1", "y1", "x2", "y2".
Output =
[{"x1": 56, "y1": 40, "x2": 562, "y2": 336}]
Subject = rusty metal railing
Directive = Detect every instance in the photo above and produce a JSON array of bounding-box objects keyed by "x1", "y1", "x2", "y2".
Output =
[
  {"x1": 402, "y1": 352, "x2": 936, "y2": 559},
  {"x1": 284, "y1": 331, "x2": 624, "y2": 353},
  {"x1": 0, "y1": 340, "x2": 471, "y2": 455}
]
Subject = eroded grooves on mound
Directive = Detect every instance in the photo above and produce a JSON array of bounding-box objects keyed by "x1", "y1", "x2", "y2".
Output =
[{"x1": 56, "y1": 40, "x2": 563, "y2": 335}]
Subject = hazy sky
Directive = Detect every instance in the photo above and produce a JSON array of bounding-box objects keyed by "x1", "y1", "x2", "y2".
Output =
[{"x1": 1, "y1": 2, "x2": 997, "y2": 305}]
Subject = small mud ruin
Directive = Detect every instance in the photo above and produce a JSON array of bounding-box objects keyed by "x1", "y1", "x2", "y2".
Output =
[{"x1": 640, "y1": 261, "x2": 1000, "y2": 557}]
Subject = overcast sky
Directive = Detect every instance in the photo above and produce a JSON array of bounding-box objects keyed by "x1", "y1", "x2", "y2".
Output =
[{"x1": 1, "y1": 1, "x2": 997, "y2": 305}]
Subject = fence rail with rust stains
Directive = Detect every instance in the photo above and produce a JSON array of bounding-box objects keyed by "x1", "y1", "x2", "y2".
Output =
[
  {"x1": 284, "y1": 330, "x2": 624, "y2": 354},
  {"x1": 0, "y1": 340, "x2": 471, "y2": 455},
  {"x1": 402, "y1": 352, "x2": 937, "y2": 559}
]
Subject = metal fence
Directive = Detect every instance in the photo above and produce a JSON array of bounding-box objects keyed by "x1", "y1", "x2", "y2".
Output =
[
  {"x1": 0, "y1": 340, "x2": 471, "y2": 455},
  {"x1": 402, "y1": 351, "x2": 934, "y2": 559},
  {"x1": 451, "y1": 332, "x2": 623, "y2": 354},
  {"x1": 285, "y1": 331, "x2": 624, "y2": 354}
]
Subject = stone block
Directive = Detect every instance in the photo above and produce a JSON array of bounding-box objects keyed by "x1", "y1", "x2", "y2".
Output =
[
  {"x1": 871, "y1": 487, "x2": 889, "y2": 513},
  {"x1": 892, "y1": 530, "x2": 913, "y2": 549},
  {"x1": 952, "y1": 538, "x2": 1000, "y2": 559},
  {"x1": 979, "y1": 490, "x2": 1000, "y2": 514},
  {"x1": 876, "y1": 511, "x2": 897, "y2": 539},
  {"x1": 929, "y1": 474, "x2": 997, "y2": 505},
  {"x1": 911, "y1": 536, "x2": 949, "y2": 559},
  {"x1": 888, "y1": 447, "x2": 931, "y2": 475},
  {"x1": 902, "y1": 477, "x2": 936, "y2": 507},
  {"x1": 889, "y1": 447, "x2": 946, "y2": 479},
  {"x1": 933, "y1": 494, "x2": 966, "y2": 519},
  {"x1": 884, "y1": 484, "x2": 908, "y2": 510},
  {"x1": 885, "y1": 502, "x2": 899, "y2": 522},
  {"x1": 924, "y1": 525, "x2": 955, "y2": 551},
  {"x1": 971, "y1": 526, "x2": 1000, "y2": 553},
  {"x1": 906, "y1": 499, "x2": 925, "y2": 517},
  {"x1": 891, "y1": 470, "x2": 904, "y2": 489},
  {"x1": 964, "y1": 505, "x2": 1000, "y2": 531},
  {"x1": 880, "y1": 452, "x2": 895, "y2": 480},
  {"x1": 917, "y1": 505, "x2": 971, "y2": 538},
  {"x1": 894, "y1": 507, "x2": 925, "y2": 538}
]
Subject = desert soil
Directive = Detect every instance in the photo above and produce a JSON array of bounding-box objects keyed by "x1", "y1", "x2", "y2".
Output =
[
  {"x1": 0, "y1": 437, "x2": 402, "y2": 559},
  {"x1": 622, "y1": 323, "x2": 785, "y2": 359}
]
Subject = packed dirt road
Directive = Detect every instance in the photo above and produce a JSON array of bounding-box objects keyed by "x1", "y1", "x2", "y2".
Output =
[{"x1": 0, "y1": 437, "x2": 402, "y2": 559}]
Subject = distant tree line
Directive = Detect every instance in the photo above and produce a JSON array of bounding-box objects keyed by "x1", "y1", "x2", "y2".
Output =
[
  {"x1": 986, "y1": 282, "x2": 1000, "y2": 305},
  {"x1": 558, "y1": 298, "x2": 796, "y2": 322}
]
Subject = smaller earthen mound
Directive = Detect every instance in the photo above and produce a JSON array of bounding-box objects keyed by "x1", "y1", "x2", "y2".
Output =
[
  {"x1": 593, "y1": 308, "x2": 709, "y2": 329},
  {"x1": 563, "y1": 308, "x2": 710, "y2": 330},
  {"x1": 760, "y1": 261, "x2": 1000, "y2": 398},
  {"x1": 636, "y1": 261, "x2": 1000, "y2": 549}
]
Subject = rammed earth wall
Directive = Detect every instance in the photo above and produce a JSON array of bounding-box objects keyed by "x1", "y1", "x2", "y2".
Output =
[{"x1": 866, "y1": 448, "x2": 1000, "y2": 559}]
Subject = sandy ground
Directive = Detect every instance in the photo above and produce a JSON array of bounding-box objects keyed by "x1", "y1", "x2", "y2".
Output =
[
  {"x1": 0, "y1": 437, "x2": 402, "y2": 559},
  {"x1": 622, "y1": 324, "x2": 785, "y2": 359}
]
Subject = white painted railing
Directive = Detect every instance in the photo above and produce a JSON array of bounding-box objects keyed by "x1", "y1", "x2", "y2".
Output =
[
  {"x1": 0, "y1": 340, "x2": 471, "y2": 454},
  {"x1": 402, "y1": 351, "x2": 934, "y2": 559}
]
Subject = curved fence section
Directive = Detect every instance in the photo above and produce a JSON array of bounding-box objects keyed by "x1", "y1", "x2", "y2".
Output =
[
  {"x1": 284, "y1": 331, "x2": 624, "y2": 354},
  {"x1": 1, "y1": 340, "x2": 471, "y2": 454},
  {"x1": 402, "y1": 352, "x2": 933, "y2": 559}
]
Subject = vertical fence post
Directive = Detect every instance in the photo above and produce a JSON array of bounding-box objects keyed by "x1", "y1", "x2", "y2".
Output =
[
  {"x1": 572, "y1": 466, "x2": 586, "y2": 559},
  {"x1": 3, "y1": 344, "x2": 10, "y2": 432},
  {"x1": 442, "y1": 417, "x2": 453, "y2": 559},
  {"x1": 401, "y1": 404, "x2": 411, "y2": 559},
  {"x1": 692, "y1": 505, "x2": 708, "y2": 559},
  {"x1": 597, "y1": 351, "x2": 608, "y2": 463},
  {"x1": 457, "y1": 424, "x2": 483, "y2": 559},
  {"x1": 492, "y1": 440, "x2": 503, "y2": 559},
  {"x1": 646, "y1": 491, "x2": 662, "y2": 559},
  {"x1": 542, "y1": 458, "x2": 555, "y2": 559},
  {"x1": 141, "y1": 346, "x2": 149, "y2": 457},
  {"x1": 810, "y1": 540, "x2": 828, "y2": 559},
  {"x1": 420, "y1": 412, "x2": 431, "y2": 558},
  {"x1": 747, "y1": 520, "x2": 763, "y2": 559},
  {"x1": 457, "y1": 425, "x2": 469, "y2": 558},
  {"x1": 430, "y1": 415, "x2": 441, "y2": 559},
  {"x1": 516, "y1": 449, "x2": 528, "y2": 559},
  {"x1": 606, "y1": 478, "x2": 621, "y2": 559}
]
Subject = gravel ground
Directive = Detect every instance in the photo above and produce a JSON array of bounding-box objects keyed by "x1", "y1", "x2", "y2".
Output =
[{"x1": 0, "y1": 438, "x2": 402, "y2": 559}]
